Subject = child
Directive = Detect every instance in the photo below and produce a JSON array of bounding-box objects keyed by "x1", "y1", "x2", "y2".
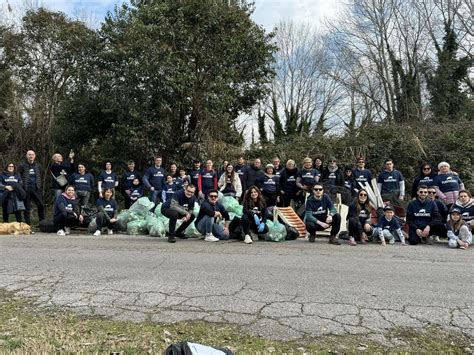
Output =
[
  {"x1": 447, "y1": 208, "x2": 472, "y2": 250},
  {"x1": 126, "y1": 178, "x2": 143, "y2": 206},
  {"x1": 176, "y1": 169, "x2": 190, "y2": 189},
  {"x1": 373, "y1": 205, "x2": 406, "y2": 246},
  {"x1": 162, "y1": 175, "x2": 178, "y2": 203}
]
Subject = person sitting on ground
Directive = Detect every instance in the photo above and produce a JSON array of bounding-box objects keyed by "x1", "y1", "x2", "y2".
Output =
[
  {"x1": 195, "y1": 189, "x2": 230, "y2": 242},
  {"x1": 218, "y1": 163, "x2": 242, "y2": 200},
  {"x1": 0, "y1": 163, "x2": 25, "y2": 223},
  {"x1": 296, "y1": 157, "x2": 320, "y2": 204},
  {"x1": 69, "y1": 163, "x2": 94, "y2": 208},
  {"x1": 98, "y1": 162, "x2": 119, "y2": 198},
  {"x1": 453, "y1": 190, "x2": 474, "y2": 230},
  {"x1": 241, "y1": 186, "x2": 269, "y2": 244},
  {"x1": 433, "y1": 161, "x2": 464, "y2": 209},
  {"x1": 304, "y1": 182, "x2": 342, "y2": 245},
  {"x1": 347, "y1": 189, "x2": 374, "y2": 246},
  {"x1": 258, "y1": 164, "x2": 280, "y2": 208},
  {"x1": 406, "y1": 185, "x2": 440, "y2": 245},
  {"x1": 162, "y1": 174, "x2": 178, "y2": 203},
  {"x1": 50, "y1": 150, "x2": 75, "y2": 199},
  {"x1": 92, "y1": 188, "x2": 118, "y2": 236},
  {"x1": 411, "y1": 162, "x2": 436, "y2": 199},
  {"x1": 198, "y1": 160, "x2": 218, "y2": 199},
  {"x1": 161, "y1": 184, "x2": 198, "y2": 243},
  {"x1": 377, "y1": 158, "x2": 405, "y2": 204},
  {"x1": 352, "y1": 156, "x2": 372, "y2": 186},
  {"x1": 447, "y1": 208, "x2": 472, "y2": 250},
  {"x1": 54, "y1": 185, "x2": 84, "y2": 236},
  {"x1": 279, "y1": 159, "x2": 299, "y2": 208},
  {"x1": 373, "y1": 205, "x2": 406, "y2": 246},
  {"x1": 121, "y1": 160, "x2": 142, "y2": 209}
]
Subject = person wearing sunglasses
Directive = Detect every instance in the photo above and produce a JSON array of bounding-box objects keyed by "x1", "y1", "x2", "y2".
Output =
[
  {"x1": 0, "y1": 163, "x2": 25, "y2": 223},
  {"x1": 161, "y1": 184, "x2": 198, "y2": 243},
  {"x1": 406, "y1": 185, "x2": 441, "y2": 245},
  {"x1": 411, "y1": 163, "x2": 436, "y2": 199},
  {"x1": 195, "y1": 190, "x2": 230, "y2": 242},
  {"x1": 321, "y1": 156, "x2": 344, "y2": 193},
  {"x1": 347, "y1": 189, "x2": 374, "y2": 246},
  {"x1": 304, "y1": 183, "x2": 341, "y2": 245}
]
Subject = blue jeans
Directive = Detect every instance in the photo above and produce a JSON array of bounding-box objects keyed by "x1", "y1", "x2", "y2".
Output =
[
  {"x1": 149, "y1": 190, "x2": 162, "y2": 204},
  {"x1": 196, "y1": 215, "x2": 229, "y2": 240}
]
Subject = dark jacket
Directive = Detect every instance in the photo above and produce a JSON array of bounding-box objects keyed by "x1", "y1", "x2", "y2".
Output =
[
  {"x1": 196, "y1": 200, "x2": 230, "y2": 224},
  {"x1": 18, "y1": 161, "x2": 41, "y2": 190},
  {"x1": 242, "y1": 165, "x2": 265, "y2": 192},
  {"x1": 279, "y1": 168, "x2": 299, "y2": 195},
  {"x1": 321, "y1": 167, "x2": 344, "y2": 187}
]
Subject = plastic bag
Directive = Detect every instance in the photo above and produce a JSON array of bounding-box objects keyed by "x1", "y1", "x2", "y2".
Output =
[
  {"x1": 265, "y1": 221, "x2": 286, "y2": 242},
  {"x1": 221, "y1": 196, "x2": 240, "y2": 214},
  {"x1": 129, "y1": 197, "x2": 155, "y2": 217},
  {"x1": 184, "y1": 222, "x2": 202, "y2": 238},
  {"x1": 234, "y1": 205, "x2": 243, "y2": 217},
  {"x1": 127, "y1": 219, "x2": 149, "y2": 235},
  {"x1": 147, "y1": 216, "x2": 166, "y2": 237},
  {"x1": 154, "y1": 203, "x2": 163, "y2": 218}
]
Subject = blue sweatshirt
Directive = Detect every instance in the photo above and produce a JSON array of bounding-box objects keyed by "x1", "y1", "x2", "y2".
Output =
[
  {"x1": 162, "y1": 182, "x2": 178, "y2": 203},
  {"x1": 198, "y1": 169, "x2": 218, "y2": 194},
  {"x1": 298, "y1": 168, "x2": 320, "y2": 187},
  {"x1": 98, "y1": 171, "x2": 118, "y2": 189},
  {"x1": 0, "y1": 173, "x2": 22, "y2": 187},
  {"x1": 162, "y1": 189, "x2": 198, "y2": 212},
  {"x1": 54, "y1": 193, "x2": 78, "y2": 220},
  {"x1": 433, "y1": 173, "x2": 462, "y2": 193},
  {"x1": 121, "y1": 171, "x2": 142, "y2": 190},
  {"x1": 347, "y1": 202, "x2": 371, "y2": 225},
  {"x1": 305, "y1": 194, "x2": 337, "y2": 222},
  {"x1": 96, "y1": 198, "x2": 118, "y2": 218},
  {"x1": 258, "y1": 174, "x2": 279, "y2": 194},
  {"x1": 70, "y1": 172, "x2": 94, "y2": 192},
  {"x1": 376, "y1": 216, "x2": 401, "y2": 232},
  {"x1": 353, "y1": 168, "x2": 372, "y2": 185},
  {"x1": 377, "y1": 170, "x2": 404, "y2": 194},
  {"x1": 406, "y1": 198, "x2": 439, "y2": 229},
  {"x1": 143, "y1": 166, "x2": 166, "y2": 191}
]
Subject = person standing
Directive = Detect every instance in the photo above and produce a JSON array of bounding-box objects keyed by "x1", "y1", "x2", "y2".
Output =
[
  {"x1": 218, "y1": 164, "x2": 242, "y2": 200},
  {"x1": 0, "y1": 163, "x2": 25, "y2": 223},
  {"x1": 121, "y1": 160, "x2": 142, "y2": 209},
  {"x1": 18, "y1": 150, "x2": 45, "y2": 226},
  {"x1": 296, "y1": 157, "x2": 320, "y2": 203},
  {"x1": 377, "y1": 159, "x2": 405, "y2": 204},
  {"x1": 198, "y1": 160, "x2": 218, "y2": 199},
  {"x1": 279, "y1": 159, "x2": 299, "y2": 208},
  {"x1": 352, "y1": 156, "x2": 372, "y2": 187},
  {"x1": 98, "y1": 162, "x2": 119, "y2": 198},
  {"x1": 411, "y1": 163, "x2": 436, "y2": 199},
  {"x1": 69, "y1": 163, "x2": 94, "y2": 208},
  {"x1": 143, "y1": 156, "x2": 166, "y2": 204},
  {"x1": 50, "y1": 150, "x2": 75, "y2": 199},
  {"x1": 433, "y1": 162, "x2": 464, "y2": 209},
  {"x1": 242, "y1": 158, "x2": 265, "y2": 194}
]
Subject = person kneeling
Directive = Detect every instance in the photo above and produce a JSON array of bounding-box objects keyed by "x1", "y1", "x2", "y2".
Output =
[
  {"x1": 304, "y1": 183, "x2": 341, "y2": 245},
  {"x1": 92, "y1": 188, "x2": 118, "y2": 236},
  {"x1": 195, "y1": 190, "x2": 230, "y2": 242},
  {"x1": 54, "y1": 185, "x2": 84, "y2": 236},
  {"x1": 242, "y1": 186, "x2": 269, "y2": 244}
]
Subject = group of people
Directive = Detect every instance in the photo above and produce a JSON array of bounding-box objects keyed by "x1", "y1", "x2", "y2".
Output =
[{"x1": 1, "y1": 150, "x2": 472, "y2": 249}]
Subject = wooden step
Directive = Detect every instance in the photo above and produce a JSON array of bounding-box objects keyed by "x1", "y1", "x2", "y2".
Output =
[{"x1": 274, "y1": 207, "x2": 307, "y2": 238}]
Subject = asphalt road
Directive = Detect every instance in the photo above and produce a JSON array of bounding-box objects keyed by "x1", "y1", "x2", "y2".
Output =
[{"x1": 0, "y1": 233, "x2": 472, "y2": 343}]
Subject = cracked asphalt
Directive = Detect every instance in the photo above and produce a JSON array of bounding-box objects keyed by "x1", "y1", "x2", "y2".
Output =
[{"x1": 0, "y1": 233, "x2": 472, "y2": 343}]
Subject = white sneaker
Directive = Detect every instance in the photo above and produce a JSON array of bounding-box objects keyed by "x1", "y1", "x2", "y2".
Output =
[
  {"x1": 204, "y1": 233, "x2": 219, "y2": 242},
  {"x1": 64, "y1": 227, "x2": 71, "y2": 235},
  {"x1": 107, "y1": 228, "x2": 113, "y2": 235},
  {"x1": 93, "y1": 230, "x2": 101, "y2": 236},
  {"x1": 244, "y1": 234, "x2": 253, "y2": 244},
  {"x1": 433, "y1": 235, "x2": 440, "y2": 243},
  {"x1": 57, "y1": 229, "x2": 66, "y2": 236}
]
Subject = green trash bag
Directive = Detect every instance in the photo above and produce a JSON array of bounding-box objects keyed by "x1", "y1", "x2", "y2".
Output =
[
  {"x1": 234, "y1": 205, "x2": 243, "y2": 217},
  {"x1": 129, "y1": 197, "x2": 155, "y2": 217},
  {"x1": 154, "y1": 203, "x2": 163, "y2": 218},
  {"x1": 146, "y1": 215, "x2": 166, "y2": 237},
  {"x1": 265, "y1": 221, "x2": 286, "y2": 242},
  {"x1": 221, "y1": 196, "x2": 239, "y2": 214},
  {"x1": 116, "y1": 210, "x2": 130, "y2": 231},
  {"x1": 184, "y1": 222, "x2": 202, "y2": 238},
  {"x1": 127, "y1": 219, "x2": 149, "y2": 235}
]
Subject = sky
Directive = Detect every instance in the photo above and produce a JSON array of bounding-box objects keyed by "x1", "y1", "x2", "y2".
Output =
[{"x1": 2, "y1": 0, "x2": 344, "y2": 31}]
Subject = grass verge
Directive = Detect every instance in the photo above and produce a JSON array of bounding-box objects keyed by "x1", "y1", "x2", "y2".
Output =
[{"x1": 0, "y1": 289, "x2": 472, "y2": 353}]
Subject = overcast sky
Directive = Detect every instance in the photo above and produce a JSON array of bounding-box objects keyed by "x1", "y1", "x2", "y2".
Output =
[{"x1": 3, "y1": 0, "x2": 344, "y2": 30}]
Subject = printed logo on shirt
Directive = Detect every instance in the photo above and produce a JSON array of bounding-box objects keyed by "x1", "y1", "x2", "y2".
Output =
[
  {"x1": 76, "y1": 177, "x2": 87, "y2": 184},
  {"x1": 359, "y1": 210, "x2": 367, "y2": 218},
  {"x1": 104, "y1": 177, "x2": 114, "y2": 182},
  {"x1": 264, "y1": 180, "x2": 275, "y2": 185},
  {"x1": 441, "y1": 176, "x2": 456, "y2": 184},
  {"x1": 287, "y1": 176, "x2": 296, "y2": 182},
  {"x1": 29, "y1": 168, "x2": 35, "y2": 176},
  {"x1": 312, "y1": 206, "x2": 326, "y2": 215},
  {"x1": 4, "y1": 176, "x2": 18, "y2": 183},
  {"x1": 183, "y1": 203, "x2": 189, "y2": 211},
  {"x1": 153, "y1": 172, "x2": 164, "y2": 177},
  {"x1": 414, "y1": 209, "x2": 431, "y2": 217},
  {"x1": 384, "y1": 176, "x2": 397, "y2": 182},
  {"x1": 104, "y1": 204, "x2": 114, "y2": 213},
  {"x1": 462, "y1": 212, "x2": 469, "y2": 219},
  {"x1": 65, "y1": 203, "x2": 73, "y2": 212},
  {"x1": 328, "y1": 173, "x2": 335, "y2": 179}
]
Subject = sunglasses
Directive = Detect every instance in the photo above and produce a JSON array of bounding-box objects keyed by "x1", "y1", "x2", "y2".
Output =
[
  {"x1": 419, "y1": 191, "x2": 428, "y2": 194},
  {"x1": 209, "y1": 195, "x2": 218, "y2": 198},
  {"x1": 427, "y1": 191, "x2": 436, "y2": 195},
  {"x1": 313, "y1": 188, "x2": 323, "y2": 191},
  {"x1": 359, "y1": 193, "x2": 367, "y2": 196},
  {"x1": 423, "y1": 167, "x2": 431, "y2": 170}
]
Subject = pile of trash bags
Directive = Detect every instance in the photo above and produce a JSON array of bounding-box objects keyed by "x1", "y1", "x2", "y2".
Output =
[{"x1": 115, "y1": 196, "x2": 294, "y2": 242}]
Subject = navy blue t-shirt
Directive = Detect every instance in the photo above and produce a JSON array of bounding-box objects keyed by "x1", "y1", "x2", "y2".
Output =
[
  {"x1": 143, "y1": 166, "x2": 166, "y2": 191},
  {"x1": 70, "y1": 173, "x2": 94, "y2": 192},
  {"x1": 377, "y1": 170, "x2": 404, "y2": 194},
  {"x1": 433, "y1": 173, "x2": 462, "y2": 193},
  {"x1": 96, "y1": 198, "x2": 118, "y2": 218},
  {"x1": 305, "y1": 195, "x2": 335, "y2": 222},
  {"x1": 122, "y1": 171, "x2": 142, "y2": 190},
  {"x1": 298, "y1": 168, "x2": 320, "y2": 187},
  {"x1": 98, "y1": 171, "x2": 118, "y2": 189},
  {"x1": 376, "y1": 216, "x2": 401, "y2": 232},
  {"x1": 353, "y1": 169, "x2": 372, "y2": 186}
]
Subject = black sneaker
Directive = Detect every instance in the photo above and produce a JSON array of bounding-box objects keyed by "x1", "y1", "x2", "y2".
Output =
[
  {"x1": 168, "y1": 235, "x2": 176, "y2": 243},
  {"x1": 329, "y1": 236, "x2": 341, "y2": 245},
  {"x1": 308, "y1": 235, "x2": 316, "y2": 243},
  {"x1": 176, "y1": 233, "x2": 188, "y2": 239}
]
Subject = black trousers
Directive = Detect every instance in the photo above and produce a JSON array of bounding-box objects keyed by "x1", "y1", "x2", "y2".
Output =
[
  {"x1": 241, "y1": 213, "x2": 269, "y2": 235},
  {"x1": 161, "y1": 208, "x2": 195, "y2": 236},
  {"x1": 305, "y1": 213, "x2": 341, "y2": 237},
  {"x1": 95, "y1": 212, "x2": 115, "y2": 231},
  {"x1": 2, "y1": 201, "x2": 22, "y2": 223},
  {"x1": 54, "y1": 214, "x2": 80, "y2": 232},
  {"x1": 263, "y1": 191, "x2": 278, "y2": 207},
  {"x1": 24, "y1": 188, "x2": 45, "y2": 225},
  {"x1": 347, "y1": 217, "x2": 373, "y2": 240}
]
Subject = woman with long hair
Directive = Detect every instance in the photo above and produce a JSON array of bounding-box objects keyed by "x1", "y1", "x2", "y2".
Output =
[
  {"x1": 447, "y1": 208, "x2": 472, "y2": 249},
  {"x1": 0, "y1": 163, "x2": 25, "y2": 223},
  {"x1": 241, "y1": 186, "x2": 269, "y2": 244},
  {"x1": 347, "y1": 189, "x2": 374, "y2": 246},
  {"x1": 218, "y1": 164, "x2": 242, "y2": 200}
]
